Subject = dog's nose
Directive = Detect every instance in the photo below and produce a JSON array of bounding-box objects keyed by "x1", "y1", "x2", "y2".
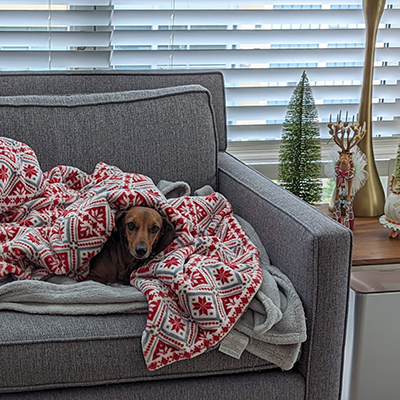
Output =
[{"x1": 135, "y1": 245, "x2": 148, "y2": 258}]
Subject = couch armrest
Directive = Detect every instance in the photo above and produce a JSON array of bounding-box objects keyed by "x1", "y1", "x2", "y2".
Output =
[{"x1": 218, "y1": 152, "x2": 352, "y2": 400}]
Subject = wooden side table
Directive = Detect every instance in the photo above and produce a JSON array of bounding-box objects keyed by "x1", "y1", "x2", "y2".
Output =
[
  {"x1": 316, "y1": 204, "x2": 400, "y2": 400},
  {"x1": 316, "y1": 204, "x2": 400, "y2": 267}
]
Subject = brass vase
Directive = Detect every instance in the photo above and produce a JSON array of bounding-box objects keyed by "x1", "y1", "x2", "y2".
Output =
[{"x1": 352, "y1": 0, "x2": 386, "y2": 217}]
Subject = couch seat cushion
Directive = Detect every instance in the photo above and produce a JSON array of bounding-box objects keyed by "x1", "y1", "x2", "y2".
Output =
[{"x1": 0, "y1": 311, "x2": 276, "y2": 394}]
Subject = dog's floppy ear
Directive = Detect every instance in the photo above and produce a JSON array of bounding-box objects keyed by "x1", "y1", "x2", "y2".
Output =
[
  {"x1": 153, "y1": 218, "x2": 175, "y2": 256},
  {"x1": 113, "y1": 210, "x2": 126, "y2": 233}
]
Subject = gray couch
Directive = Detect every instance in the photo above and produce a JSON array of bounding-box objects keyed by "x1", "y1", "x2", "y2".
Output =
[{"x1": 0, "y1": 70, "x2": 352, "y2": 399}]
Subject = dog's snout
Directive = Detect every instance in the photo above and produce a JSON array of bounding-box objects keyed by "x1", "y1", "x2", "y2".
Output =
[{"x1": 135, "y1": 245, "x2": 148, "y2": 258}]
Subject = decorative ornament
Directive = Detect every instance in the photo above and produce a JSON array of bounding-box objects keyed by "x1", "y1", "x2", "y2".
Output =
[
  {"x1": 327, "y1": 112, "x2": 368, "y2": 229},
  {"x1": 379, "y1": 138, "x2": 400, "y2": 238}
]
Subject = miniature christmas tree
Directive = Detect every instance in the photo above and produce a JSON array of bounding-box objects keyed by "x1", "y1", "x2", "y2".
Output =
[
  {"x1": 387, "y1": 136, "x2": 400, "y2": 195},
  {"x1": 278, "y1": 71, "x2": 322, "y2": 204},
  {"x1": 395, "y1": 139, "x2": 400, "y2": 183}
]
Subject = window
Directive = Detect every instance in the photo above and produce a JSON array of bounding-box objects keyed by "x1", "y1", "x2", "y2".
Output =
[{"x1": 1, "y1": 0, "x2": 399, "y2": 160}]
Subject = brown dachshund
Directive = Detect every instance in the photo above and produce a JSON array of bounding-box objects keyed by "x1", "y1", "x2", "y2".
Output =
[{"x1": 86, "y1": 206, "x2": 175, "y2": 284}]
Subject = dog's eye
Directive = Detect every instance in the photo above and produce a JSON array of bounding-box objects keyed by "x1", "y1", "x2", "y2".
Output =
[
  {"x1": 150, "y1": 226, "x2": 160, "y2": 234},
  {"x1": 126, "y1": 222, "x2": 136, "y2": 231}
]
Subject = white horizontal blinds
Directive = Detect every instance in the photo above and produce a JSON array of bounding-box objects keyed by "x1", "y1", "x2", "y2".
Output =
[
  {"x1": 111, "y1": 1, "x2": 177, "y2": 69},
  {"x1": 0, "y1": 0, "x2": 112, "y2": 70},
  {"x1": 221, "y1": 1, "x2": 400, "y2": 141},
  {"x1": 109, "y1": 0, "x2": 400, "y2": 142},
  {"x1": 0, "y1": 0, "x2": 399, "y2": 143}
]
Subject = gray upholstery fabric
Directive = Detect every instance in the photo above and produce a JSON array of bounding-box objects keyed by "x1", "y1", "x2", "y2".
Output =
[
  {"x1": 218, "y1": 152, "x2": 352, "y2": 400},
  {"x1": 0, "y1": 311, "x2": 275, "y2": 394},
  {"x1": 0, "y1": 371, "x2": 305, "y2": 400},
  {"x1": 0, "y1": 84, "x2": 217, "y2": 192},
  {"x1": 0, "y1": 70, "x2": 227, "y2": 151}
]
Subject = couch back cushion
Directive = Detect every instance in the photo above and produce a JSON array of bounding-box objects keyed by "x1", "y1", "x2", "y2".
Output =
[
  {"x1": 0, "y1": 84, "x2": 218, "y2": 191},
  {"x1": 0, "y1": 70, "x2": 227, "y2": 151}
]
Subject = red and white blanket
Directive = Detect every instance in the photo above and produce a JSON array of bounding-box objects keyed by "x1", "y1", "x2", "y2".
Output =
[{"x1": 0, "y1": 137, "x2": 262, "y2": 370}]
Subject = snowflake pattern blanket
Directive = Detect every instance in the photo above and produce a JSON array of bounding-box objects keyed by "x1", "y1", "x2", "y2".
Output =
[{"x1": 0, "y1": 137, "x2": 262, "y2": 370}]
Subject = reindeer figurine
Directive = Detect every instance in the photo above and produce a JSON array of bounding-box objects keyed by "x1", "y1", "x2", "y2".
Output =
[{"x1": 327, "y1": 115, "x2": 367, "y2": 229}]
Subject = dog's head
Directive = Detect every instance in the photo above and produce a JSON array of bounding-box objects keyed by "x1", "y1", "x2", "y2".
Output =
[{"x1": 115, "y1": 206, "x2": 175, "y2": 260}]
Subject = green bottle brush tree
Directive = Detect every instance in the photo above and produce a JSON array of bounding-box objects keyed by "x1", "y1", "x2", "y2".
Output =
[{"x1": 278, "y1": 71, "x2": 322, "y2": 204}]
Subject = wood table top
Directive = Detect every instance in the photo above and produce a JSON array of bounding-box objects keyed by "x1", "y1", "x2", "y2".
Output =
[{"x1": 316, "y1": 204, "x2": 400, "y2": 267}]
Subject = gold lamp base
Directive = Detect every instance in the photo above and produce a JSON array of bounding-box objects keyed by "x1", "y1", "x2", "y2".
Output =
[
  {"x1": 328, "y1": 0, "x2": 387, "y2": 218},
  {"x1": 353, "y1": 0, "x2": 386, "y2": 217}
]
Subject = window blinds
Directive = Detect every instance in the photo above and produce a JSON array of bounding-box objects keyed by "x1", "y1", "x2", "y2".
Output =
[
  {"x1": 0, "y1": 0, "x2": 112, "y2": 69},
  {"x1": 0, "y1": 0, "x2": 399, "y2": 145}
]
